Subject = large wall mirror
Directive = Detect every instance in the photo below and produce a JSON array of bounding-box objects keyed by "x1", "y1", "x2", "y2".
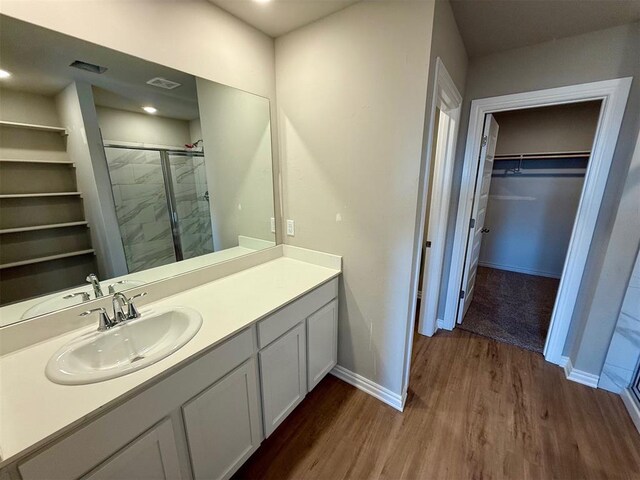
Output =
[{"x1": 0, "y1": 16, "x2": 277, "y2": 325}]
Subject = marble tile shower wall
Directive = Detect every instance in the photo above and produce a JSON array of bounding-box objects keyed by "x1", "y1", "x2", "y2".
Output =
[
  {"x1": 105, "y1": 148, "x2": 177, "y2": 273},
  {"x1": 599, "y1": 249, "x2": 640, "y2": 393},
  {"x1": 169, "y1": 155, "x2": 214, "y2": 260}
]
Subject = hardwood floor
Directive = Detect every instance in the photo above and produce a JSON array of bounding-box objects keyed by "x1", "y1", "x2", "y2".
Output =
[{"x1": 234, "y1": 329, "x2": 640, "y2": 479}]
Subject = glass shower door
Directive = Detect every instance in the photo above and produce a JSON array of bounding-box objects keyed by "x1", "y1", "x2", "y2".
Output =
[
  {"x1": 104, "y1": 147, "x2": 177, "y2": 272},
  {"x1": 167, "y1": 152, "x2": 215, "y2": 260}
]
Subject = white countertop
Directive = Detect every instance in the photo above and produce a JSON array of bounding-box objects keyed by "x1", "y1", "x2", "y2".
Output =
[{"x1": 0, "y1": 255, "x2": 340, "y2": 466}]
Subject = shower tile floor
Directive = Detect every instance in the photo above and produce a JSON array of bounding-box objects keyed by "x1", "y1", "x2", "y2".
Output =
[{"x1": 458, "y1": 267, "x2": 560, "y2": 353}]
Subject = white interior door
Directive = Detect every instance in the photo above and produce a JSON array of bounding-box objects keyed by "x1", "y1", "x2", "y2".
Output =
[
  {"x1": 418, "y1": 110, "x2": 453, "y2": 335},
  {"x1": 457, "y1": 114, "x2": 499, "y2": 323}
]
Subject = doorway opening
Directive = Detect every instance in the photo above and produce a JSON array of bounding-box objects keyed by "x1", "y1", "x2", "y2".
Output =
[
  {"x1": 441, "y1": 78, "x2": 632, "y2": 365},
  {"x1": 456, "y1": 101, "x2": 601, "y2": 352}
]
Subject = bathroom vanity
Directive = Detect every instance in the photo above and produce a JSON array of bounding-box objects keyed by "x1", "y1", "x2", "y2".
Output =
[{"x1": 0, "y1": 246, "x2": 341, "y2": 480}]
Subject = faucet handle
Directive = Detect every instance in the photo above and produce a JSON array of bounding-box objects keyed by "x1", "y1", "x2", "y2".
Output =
[
  {"x1": 107, "y1": 280, "x2": 129, "y2": 295},
  {"x1": 126, "y1": 292, "x2": 148, "y2": 319},
  {"x1": 80, "y1": 307, "x2": 113, "y2": 332},
  {"x1": 63, "y1": 291, "x2": 91, "y2": 302}
]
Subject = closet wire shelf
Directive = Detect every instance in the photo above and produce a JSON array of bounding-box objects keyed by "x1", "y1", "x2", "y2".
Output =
[{"x1": 493, "y1": 150, "x2": 591, "y2": 176}]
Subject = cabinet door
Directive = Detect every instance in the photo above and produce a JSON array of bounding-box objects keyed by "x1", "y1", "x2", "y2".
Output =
[
  {"x1": 307, "y1": 299, "x2": 338, "y2": 390},
  {"x1": 83, "y1": 418, "x2": 182, "y2": 480},
  {"x1": 259, "y1": 323, "x2": 307, "y2": 437},
  {"x1": 182, "y1": 358, "x2": 262, "y2": 480}
]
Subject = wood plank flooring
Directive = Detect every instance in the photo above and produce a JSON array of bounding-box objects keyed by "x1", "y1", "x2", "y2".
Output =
[{"x1": 234, "y1": 329, "x2": 640, "y2": 479}]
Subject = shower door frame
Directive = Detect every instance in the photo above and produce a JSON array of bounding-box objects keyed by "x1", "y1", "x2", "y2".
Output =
[{"x1": 103, "y1": 143, "x2": 207, "y2": 266}]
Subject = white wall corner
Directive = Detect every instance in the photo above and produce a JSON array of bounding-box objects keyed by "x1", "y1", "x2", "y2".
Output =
[
  {"x1": 561, "y1": 355, "x2": 599, "y2": 388},
  {"x1": 330, "y1": 365, "x2": 404, "y2": 412}
]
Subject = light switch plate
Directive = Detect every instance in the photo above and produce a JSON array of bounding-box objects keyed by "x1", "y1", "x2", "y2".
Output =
[
  {"x1": 270, "y1": 217, "x2": 276, "y2": 233},
  {"x1": 286, "y1": 219, "x2": 295, "y2": 236}
]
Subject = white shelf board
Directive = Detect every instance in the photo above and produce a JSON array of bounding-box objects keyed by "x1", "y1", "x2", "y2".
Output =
[
  {"x1": 0, "y1": 192, "x2": 82, "y2": 199},
  {"x1": 0, "y1": 120, "x2": 67, "y2": 135},
  {"x1": 0, "y1": 249, "x2": 94, "y2": 270},
  {"x1": 0, "y1": 221, "x2": 88, "y2": 234},
  {"x1": 0, "y1": 158, "x2": 74, "y2": 165}
]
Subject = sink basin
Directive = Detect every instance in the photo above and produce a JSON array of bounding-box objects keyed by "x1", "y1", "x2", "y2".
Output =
[
  {"x1": 46, "y1": 306, "x2": 203, "y2": 385},
  {"x1": 21, "y1": 280, "x2": 146, "y2": 320}
]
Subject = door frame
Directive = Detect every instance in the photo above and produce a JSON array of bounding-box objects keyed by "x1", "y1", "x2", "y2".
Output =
[
  {"x1": 416, "y1": 58, "x2": 463, "y2": 337},
  {"x1": 401, "y1": 58, "x2": 462, "y2": 403},
  {"x1": 442, "y1": 77, "x2": 632, "y2": 365}
]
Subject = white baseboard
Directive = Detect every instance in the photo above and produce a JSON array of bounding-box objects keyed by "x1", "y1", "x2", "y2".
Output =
[
  {"x1": 330, "y1": 365, "x2": 404, "y2": 412},
  {"x1": 478, "y1": 261, "x2": 561, "y2": 279},
  {"x1": 560, "y1": 355, "x2": 599, "y2": 388},
  {"x1": 621, "y1": 388, "x2": 640, "y2": 434}
]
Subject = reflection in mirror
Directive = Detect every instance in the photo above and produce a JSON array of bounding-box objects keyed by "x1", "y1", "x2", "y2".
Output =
[{"x1": 0, "y1": 16, "x2": 276, "y2": 325}]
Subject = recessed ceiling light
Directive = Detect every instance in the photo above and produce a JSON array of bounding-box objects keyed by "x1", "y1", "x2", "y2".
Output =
[
  {"x1": 0, "y1": 69, "x2": 12, "y2": 79},
  {"x1": 142, "y1": 106, "x2": 157, "y2": 114},
  {"x1": 254, "y1": 0, "x2": 271, "y2": 4}
]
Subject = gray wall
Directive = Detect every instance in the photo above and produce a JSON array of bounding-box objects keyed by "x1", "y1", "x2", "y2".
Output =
[
  {"x1": 95, "y1": 106, "x2": 193, "y2": 148},
  {"x1": 427, "y1": 0, "x2": 468, "y2": 96},
  {"x1": 276, "y1": 0, "x2": 435, "y2": 397},
  {"x1": 440, "y1": 22, "x2": 640, "y2": 376}
]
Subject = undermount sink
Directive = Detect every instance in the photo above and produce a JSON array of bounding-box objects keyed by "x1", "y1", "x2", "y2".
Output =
[{"x1": 46, "y1": 306, "x2": 203, "y2": 385}]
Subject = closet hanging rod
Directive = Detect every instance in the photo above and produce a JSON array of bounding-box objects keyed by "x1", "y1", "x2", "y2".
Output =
[{"x1": 494, "y1": 150, "x2": 591, "y2": 161}]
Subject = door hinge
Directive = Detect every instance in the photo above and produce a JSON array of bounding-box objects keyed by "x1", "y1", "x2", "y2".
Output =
[
  {"x1": 425, "y1": 240, "x2": 432, "y2": 248},
  {"x1": 481, "y1": 135, "x2": 488, "y2": 147},
  {"x1": 459, "y1": 290, "x2": 465, "y2": 299},
  {"x1": 469, "y1": 218, "x2": 476, "y2": 229}
]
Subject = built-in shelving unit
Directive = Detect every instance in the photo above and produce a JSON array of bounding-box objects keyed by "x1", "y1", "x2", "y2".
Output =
[
  {"x1": 0, "y1": 249, "x2": 95, "y2": 270},
  {"x1": 0, "y1": 120, "x2": 68, "y2": 135},
  {"x1": 0, "y1": 113, "x2": 97, "y2": 305}
]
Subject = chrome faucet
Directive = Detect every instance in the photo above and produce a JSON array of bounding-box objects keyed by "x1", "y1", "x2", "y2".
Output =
[
  {"x1": 86, "y1": 273, "x2": 104, "y2": 298},
  {"x1": 112, "y1": 292, "x2": 128, "y2": 324},
  {"x1": 80, "y1": 292, "x2": 148, "y2": 331}
]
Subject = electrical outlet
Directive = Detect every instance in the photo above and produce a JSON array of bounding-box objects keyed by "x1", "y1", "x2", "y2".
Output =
[
  {"x1": 270, "y1": 217, "x2": 276, "y2": 233},
  {"x1": 286, "y1": 219, "x2": 295, "y2": 236}
]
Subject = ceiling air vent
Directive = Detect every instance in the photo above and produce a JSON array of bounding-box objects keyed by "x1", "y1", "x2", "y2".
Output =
[
  {"x1": 69, "y1": 60, "x2": 108, "y2": 74},
  {"x1": 146, "y1": 77, "x2": 182, "y2": 90}
]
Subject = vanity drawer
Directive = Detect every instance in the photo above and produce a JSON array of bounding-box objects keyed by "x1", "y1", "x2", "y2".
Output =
[{"x1": 257, "y1": 278, "x2": 338, "y2": 348}]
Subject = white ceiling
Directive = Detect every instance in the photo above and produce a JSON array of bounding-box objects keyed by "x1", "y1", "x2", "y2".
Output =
[
  {"x1": 450, "y1": 0, "x2": 640, "y2": 57},
  {"x1": 0, "y1": 16, "x2": 200, "y2": 120},
  {"x1": 208, "y1": 0, "x2": 360, "y2": 37}
]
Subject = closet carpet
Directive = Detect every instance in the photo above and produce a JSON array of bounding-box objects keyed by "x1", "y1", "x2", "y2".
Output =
[{"x1": 458, "y1": 266, "x2": 559, "y2": 353}]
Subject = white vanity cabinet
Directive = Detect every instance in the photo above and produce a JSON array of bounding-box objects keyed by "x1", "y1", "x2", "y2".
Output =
[
  {"x1": 257, "y1": 278, "x2": 338, "y2": 437},
  {"x1": 17, "y1": 328, "x2": 257, "y2": 480},
  {"x1": 259, "y1": 323, "x2": 307, "y2": 437},
  {"x1": 307, "y1": 299, "x2": 338, "y2": 390},
  {"x1": 8, "y1": 277, "x2": 339, "y2": 480},
  {"x1": 82, "y1": 419, "x2": 183, "y2": 480},
  {"x1": 182, "y1": 359, "x2": 262, "y2": 480}
]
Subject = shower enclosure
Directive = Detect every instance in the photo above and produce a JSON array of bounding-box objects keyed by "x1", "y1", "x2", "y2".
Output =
[{"x1": 104, "y1": 146, "x2": 214, "y2": 273}]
